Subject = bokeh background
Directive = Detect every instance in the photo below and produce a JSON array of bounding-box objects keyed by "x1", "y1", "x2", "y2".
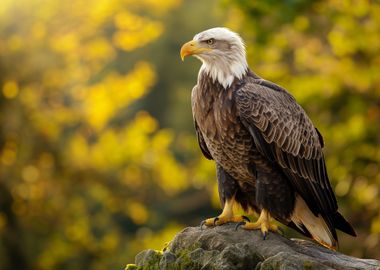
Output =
[{"x1": 0, "y1": 0, "x2": 379, "y2": 269}]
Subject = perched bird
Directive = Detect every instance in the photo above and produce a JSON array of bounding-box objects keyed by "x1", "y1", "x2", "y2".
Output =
[{"x1": 180, "y1": 27, "x2": 356, "y2": 249}]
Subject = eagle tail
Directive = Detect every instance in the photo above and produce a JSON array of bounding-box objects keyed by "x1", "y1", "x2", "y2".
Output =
[
  {"x1": 291, "y1": 196, "x2": 337, "y2": 249},
  {"x1": 290, "y1": 196, "x2": 357, "y2": 249}
]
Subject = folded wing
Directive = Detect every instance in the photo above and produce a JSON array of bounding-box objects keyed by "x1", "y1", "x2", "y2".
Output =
[{"x1": 235, "y1": 78, "x2": 337, "y2": 216}]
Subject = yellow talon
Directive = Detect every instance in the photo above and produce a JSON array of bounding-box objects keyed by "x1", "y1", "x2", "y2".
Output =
[
  {"x1": 203, "y1": 215, "x2": 249, "y2": 226},
  {"x1": 239, "y1": 209, "x2": 282, "y2": 238},
  {"x1": 201, "y1": 198, "x2": 250, "y2": 227}
]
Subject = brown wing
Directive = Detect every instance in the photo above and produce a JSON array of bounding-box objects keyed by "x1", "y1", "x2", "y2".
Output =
[
  {"x1": 235, "y1": 78, "x2": 337, "y2": 215},
  {"x1": 191, "y1": 85, "x2": 213, "y2": 160},
  {"x1": 194, "y1": 119, "x2": 213, "y2": 160}
]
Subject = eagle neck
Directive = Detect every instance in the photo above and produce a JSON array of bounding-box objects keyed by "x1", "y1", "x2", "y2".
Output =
[
  {"x1": 199, "y1": 60, "x2": 248, "y2": 89},
  {"x1": 198, "y1": 68, "x2": 249, "y2": 93}
]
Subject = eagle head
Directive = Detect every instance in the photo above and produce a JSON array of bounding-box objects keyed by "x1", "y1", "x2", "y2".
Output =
[{"x1": 180, "y1": 27, "x2": 248, "y2": 88}]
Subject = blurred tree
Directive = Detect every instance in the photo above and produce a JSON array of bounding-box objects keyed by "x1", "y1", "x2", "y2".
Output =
[
  {"x1": 136, "y1": 0, "x2": 224, "y2": 131},
  {"x1": 0, "y1": 0, "x2": 217, "y2": 269},
  {"x1": 223, "y1": 0, "x2": 380, "y2": 259}
]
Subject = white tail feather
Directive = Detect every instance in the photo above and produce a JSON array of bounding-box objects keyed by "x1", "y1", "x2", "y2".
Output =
[{"x1": 291, "y1": 196, "x2": 335, "y2": 248}]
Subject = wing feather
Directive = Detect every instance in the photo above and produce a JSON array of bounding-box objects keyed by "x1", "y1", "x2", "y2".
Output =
[
  {"x1": 192, "y1": 85, "x2": 213, "y2": 160},
  {"x1": 235, "y1": 78, "x2": 337, "y2": 215},
  {"x1": 194, "y1": 119, "x2": 213, "y2": 160}
]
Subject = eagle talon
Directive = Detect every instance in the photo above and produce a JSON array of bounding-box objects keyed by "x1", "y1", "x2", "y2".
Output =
[
  {"x1": 200, "y1": 220, "x2": 206, "y2": 230},
  {"x1": 238, "y1": 209, "x2": 283, "y2": 238},
  {"x1": 201, "y1": 199, "x2": 253, "y2": 228},
  {"x1": 213, "y1": 217, "x2": 219, "y2": 226},
  {"x1": 201, "y1": 200, "x2": 255, "y2": 229},
  {"x1": 242, "y1": 215, "x2": 250, "y2": 222},
  {"x1": 235, "y1": 221, "x2": 246, "y2": 231}
]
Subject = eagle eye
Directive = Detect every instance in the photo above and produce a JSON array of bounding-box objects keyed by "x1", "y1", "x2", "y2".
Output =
[{"x1": 206, "y1": 38, "x2": 215, "y2": 45}]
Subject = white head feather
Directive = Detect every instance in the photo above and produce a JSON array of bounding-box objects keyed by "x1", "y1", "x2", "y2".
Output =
[{"x1": 193, "y1": 27, "x2": 248, "y2": 88}]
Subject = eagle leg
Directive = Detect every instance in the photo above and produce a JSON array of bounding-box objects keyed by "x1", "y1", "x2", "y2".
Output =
[
  {"x1": 201, "y1": 198, "x2": 250, "y2": 227},
  {"x1": 236, "y1": 209, "x2": 281, "y2": 238}
]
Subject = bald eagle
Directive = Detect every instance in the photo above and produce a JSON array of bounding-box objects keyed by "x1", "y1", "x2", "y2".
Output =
[{"x1": 180, "y1": 27, "x2": 356, "y2": 249}]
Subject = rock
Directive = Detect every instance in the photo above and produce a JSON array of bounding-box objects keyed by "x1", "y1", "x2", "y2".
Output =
[
  {"x1": 135, "y1": 249, "x2": 162, "y2": 270},
  {"x1": 159, "y1": 251, "x2": 176, "y2": 270},
  {"x1": 126, "y1": 223, "x2": 380, "y2": 270}
]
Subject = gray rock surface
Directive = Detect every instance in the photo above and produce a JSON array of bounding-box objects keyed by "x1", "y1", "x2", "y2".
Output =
[{"x1": 126, "y1": 224, "x2": 380, "y2": 270}]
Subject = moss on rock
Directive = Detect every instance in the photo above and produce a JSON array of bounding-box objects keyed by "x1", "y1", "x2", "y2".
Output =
[
  {"x1": 125, "y1": 263, "x2": 138, "y2": 270},
  {"x1": 135, "y1": 249, "x2": 163, "y2": 270}
]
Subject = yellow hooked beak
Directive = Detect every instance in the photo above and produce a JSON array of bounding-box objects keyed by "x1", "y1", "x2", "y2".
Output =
[{"x1": 180, "y1": 40, "x2": 212, "y2": 61}]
